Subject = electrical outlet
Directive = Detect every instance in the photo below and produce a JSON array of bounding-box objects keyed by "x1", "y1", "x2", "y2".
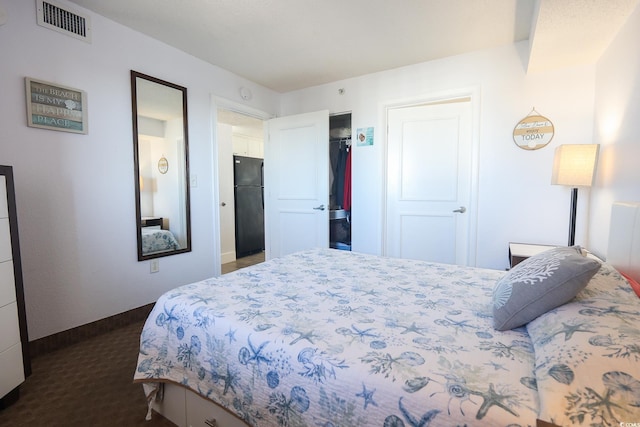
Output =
[{"x1": 150, "y1": 259, "x2": 159, "y2": 273}]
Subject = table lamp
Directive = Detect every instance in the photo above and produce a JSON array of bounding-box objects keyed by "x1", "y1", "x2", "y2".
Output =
[{"x1": 551, "y1": 144, "x2": 599, "y2": 246}]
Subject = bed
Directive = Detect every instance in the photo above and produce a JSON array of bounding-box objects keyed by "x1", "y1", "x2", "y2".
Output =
[
  {"x1": 134, "y1": 202, "x2": 640, "y2": 427},
  {"x1": 141, "y1": 227, "x2": 180, "y2": 255}
]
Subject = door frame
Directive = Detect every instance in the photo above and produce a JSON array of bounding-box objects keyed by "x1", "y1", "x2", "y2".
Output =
[
  {"x1": 381, "y1": 86, "x2": 481, "y2": 266},
  {"x1": 210, "y1": 95, "x2": 273, "y2": 276}
]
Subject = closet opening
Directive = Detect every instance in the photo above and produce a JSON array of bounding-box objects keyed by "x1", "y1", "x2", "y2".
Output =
[{"x1": 329, "y1": 113, "x2": 352, "y2": 251}]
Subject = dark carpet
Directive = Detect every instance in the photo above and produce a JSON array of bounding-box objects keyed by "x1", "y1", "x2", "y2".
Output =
[
  {"x1": 0, "y1": 320, "x2": 175, "y2": 427},
  {"x1": 0, "y1": 254, "x2": 265, "y2": 427}
]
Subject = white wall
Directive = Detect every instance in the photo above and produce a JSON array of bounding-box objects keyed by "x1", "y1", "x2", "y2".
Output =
[
  {"x1": 589, "y1": 4, "x2": 640, "y2": 259},
  {"x1": 3, "y1": 0, "x2": 637, "y2": 340},
  {"x1": 281, "y1": 42, "x2": 597, "y2": 269},
  {"x1": 0, "y1": 0, "x2": 278, "y2": 340},
  {"x1": 154, "y1": 117, "x2": 185, "y2": 244},
  {"x1": 138, "y1": 137, "x2": 155, "y2": 216}
]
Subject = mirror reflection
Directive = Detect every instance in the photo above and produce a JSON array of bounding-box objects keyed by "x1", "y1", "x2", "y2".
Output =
[{"x1": 131, "y1": 71, "x2": 191, "y2": 260}]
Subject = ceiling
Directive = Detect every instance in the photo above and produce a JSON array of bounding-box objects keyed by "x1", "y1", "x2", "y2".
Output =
[{"x1": 70, "y1": 0, "x2": 638, "y2": 95}]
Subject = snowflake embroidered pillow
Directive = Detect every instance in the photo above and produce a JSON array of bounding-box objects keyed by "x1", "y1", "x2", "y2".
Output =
[{"x1": 492, "y1": 246, "x2": 601, "y2": 331}]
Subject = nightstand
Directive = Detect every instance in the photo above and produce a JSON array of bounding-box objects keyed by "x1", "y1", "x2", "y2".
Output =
[
  {"x1": 509, "y1": 243, "x2": 558, "y2": 268},
  {"x1": 141, "y1": 216, "x2": 163, "y2": 229}
]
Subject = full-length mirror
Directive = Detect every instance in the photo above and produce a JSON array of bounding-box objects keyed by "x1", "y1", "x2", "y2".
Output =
[{"x1": 131, "y1": 71, "x2": 191, "y2": 261}]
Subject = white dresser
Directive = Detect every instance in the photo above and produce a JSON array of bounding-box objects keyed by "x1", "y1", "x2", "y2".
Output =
[{"x1": 0, "y1": 166, "x2": 30, "y2": 407}]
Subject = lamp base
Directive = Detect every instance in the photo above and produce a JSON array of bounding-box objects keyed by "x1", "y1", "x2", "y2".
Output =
[{"x1": 568, "y1": 187, "x2": 577, "y2": 246}]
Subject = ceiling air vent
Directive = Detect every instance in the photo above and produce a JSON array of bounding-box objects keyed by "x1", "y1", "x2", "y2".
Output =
[{"x1": 36, "y1": 0, "x2": 92, "y2": 43}]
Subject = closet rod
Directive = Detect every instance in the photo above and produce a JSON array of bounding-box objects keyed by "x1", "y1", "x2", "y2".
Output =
[{"x1": 330, "y1": 137, "x2": 352, "y2": 146}]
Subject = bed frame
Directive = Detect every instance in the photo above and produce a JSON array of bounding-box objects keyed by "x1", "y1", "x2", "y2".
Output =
[
  {"x1": 606, "y1": 201, "x2": 640, "y2": 283},
  {"x1": 149, "y1": 202, "x2": 640, "y2": 427}
]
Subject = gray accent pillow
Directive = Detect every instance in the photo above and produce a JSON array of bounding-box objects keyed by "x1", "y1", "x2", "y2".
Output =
[{"x1": 492, "y1": 246, "x2": 601, "y2": 331}]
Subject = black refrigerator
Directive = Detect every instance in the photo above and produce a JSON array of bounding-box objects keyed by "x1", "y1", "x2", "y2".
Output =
[{"x1": 233, "y1": 155, "x2": 265, "y2": 258}]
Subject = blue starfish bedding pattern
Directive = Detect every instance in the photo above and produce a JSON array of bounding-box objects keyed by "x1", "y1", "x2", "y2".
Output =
[
  {"x1": 526, "y1": 262, "x2": 640, "y2": 426},
  {"x1": 141, "y1": 228, "x2": 180, "y2": 254},
  {"x1": 133, "y1": 249, "x2": 639, "y2": 426}
]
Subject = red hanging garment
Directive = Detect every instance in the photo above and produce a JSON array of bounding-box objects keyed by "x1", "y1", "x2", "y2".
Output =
[{"x1": 342, "y1": 149, "x2": 352, "y2": 211}]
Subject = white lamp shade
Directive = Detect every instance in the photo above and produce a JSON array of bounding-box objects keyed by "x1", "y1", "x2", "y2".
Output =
[{"x1": 551, "y1": 144, "x2": 599, "y2": 187}]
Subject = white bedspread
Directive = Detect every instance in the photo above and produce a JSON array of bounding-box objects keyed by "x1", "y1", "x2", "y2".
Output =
[
  {"x1": 141, "y1": 227, "x2": 180, "y2": 254},
  {"x1": 135, "y1": 249, "x2": 541, "y2": 426}
]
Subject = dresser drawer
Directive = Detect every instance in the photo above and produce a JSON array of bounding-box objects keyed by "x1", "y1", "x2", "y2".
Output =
[
  {"x1": 0, "y1": 302, "x2": 20, "y2": 352},
  {"x1": 153, "y1": 383, "x2": 250, "y2": 427},
  {"x1": 0, "y1": 260, "x2": 16, "y2": 308},
  {"x1": 0, "y1": 218, "x2": 10, "y2": 263},
  {"x1": 0, "y1": 343, "x2": 25, "y2": 398},
  {"x1": 0, "y1": 176, "x2": 7, "y2": 219},
  {"x1": 0, "y1": 166, "x2": 29, "y2": 399},
  {"x1": 186, "y1": 388, "x2": 249, "y2": 427},
  {"x1": 151, "y1": 382, "x2": 187, "y2": 427}
]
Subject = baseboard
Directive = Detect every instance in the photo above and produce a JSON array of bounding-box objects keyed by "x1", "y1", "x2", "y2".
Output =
[
  {"x1": 29, "y1": 303, "x2": 155, "y2": 358},
  {"x1": 0, "y1": 387, "x2": 20, "y2": 409},
  {"x1": 221, "y1": 250, "x2": 236, "y2": 264}
]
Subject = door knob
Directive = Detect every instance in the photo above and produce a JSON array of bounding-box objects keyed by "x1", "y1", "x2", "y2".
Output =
[
  {"x1": 453, "y1": 206, "x2": 466, "y2": 213},
  {"x1": 313, "y1": 204, "x2": 325, "y2": 211}
]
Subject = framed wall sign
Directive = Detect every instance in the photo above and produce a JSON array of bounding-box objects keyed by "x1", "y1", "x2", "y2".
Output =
[
  {"x1": 512, "y1": 109, "x2": 554, "y2": 150},
  {"x1": 25, "y1": 77, "x2": 88, "y2": 134},
  {"x1": 356, "y1": 127, "x2": 374, "y2": 146}
]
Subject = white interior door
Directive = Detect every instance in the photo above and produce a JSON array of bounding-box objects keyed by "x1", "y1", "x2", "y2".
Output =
[
  {"x1": 386, "y1": 99, "x2": 473, "y2": 265},
  {"x1": 265, "y1": 110, "x2": 329, "y2": 259}
]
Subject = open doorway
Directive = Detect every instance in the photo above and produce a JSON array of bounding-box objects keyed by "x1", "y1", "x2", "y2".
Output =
[{"x1": 216, "y1": 109, "x2": 266, "y2": 273}]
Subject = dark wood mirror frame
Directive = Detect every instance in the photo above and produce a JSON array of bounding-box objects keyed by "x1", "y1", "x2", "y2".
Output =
[{"x1": 131, "y1": 70, "x2": 191, "y2": 261}]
